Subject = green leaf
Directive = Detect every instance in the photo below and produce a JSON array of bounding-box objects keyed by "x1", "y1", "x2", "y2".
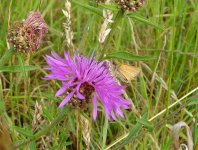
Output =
[
  {"x1": 114, "y1": 114, "x2": 147, "y2": 149},
  {"x1": 188, "y1": 97, "x2": 198, "y2": 106},
  {"x1": 14, "y1": 126, "x2": 33, "y2": 137},
  {"x1": 14, "y1": 106, "x2": 71, "y2": 148},
  {"x1": 0, "y1": 65, "x2": 39, "y2": 72},
  {"x1": 29, "y1": 141, "x2": 37, "y2": 150},
  {"x1": 137, "y1": 117, "x2": 153, "y2": 131},
  {"x1": 0, "y1": 48, "x2": 15, "y2": 66},
  {"x1": 71, "y1": 0, "x2": 102, "y2": 16},
  {"x1": 0, "y1": 98, "x2": 5, "y2": 114},
  {"x1": 126, "y1": 13, "x2": 164, "y2": 30},
  {"x1": 102, "y1": 118, "x2": 109, "y2": 149},
  {"x1": 87, "y1": 48, "x2": 97, "y2": 58},
  {"x1": 99, "y1": 3, "x2": 119, "y2": 11},
  {"x1": 33, "y1": 106, "x2": 71, "y2": 140},
  {"x1": 106, "y1": 52, "x2": 156, "y2": 61},
  {"x1": 188, "y1": 99, "x2": 198, "y2": 106}
]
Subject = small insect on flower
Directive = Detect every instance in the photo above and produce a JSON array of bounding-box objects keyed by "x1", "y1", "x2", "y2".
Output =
[
  {"x1": 117, "y1": 64, "x2": 140, "y2": 82},
  {"x1": 105, "y1": 61, "x2": 140, "y2": 83},
  {"x1": 115, "y1": 0, "x2": 145, "y2": 12},
  {"x1": 7, "y1": 11, "x2": 48, "y2": 53},
  {"x1": 44, "y1": 52, "x2": 132, "y2": 120}
]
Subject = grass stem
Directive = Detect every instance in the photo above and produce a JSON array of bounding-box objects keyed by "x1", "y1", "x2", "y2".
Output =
[
  {"x1": 0, "y1": 48, "x2": 15, "y2": 66},
  {"x1": 14, "y1": 106, "x2": 71, "y2": 148},
  {"x1": 104, "y1": 86, "x2": 198, "y2": 150}
]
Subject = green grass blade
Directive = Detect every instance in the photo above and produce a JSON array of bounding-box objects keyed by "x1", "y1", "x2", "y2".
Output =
[
  {"x1": 137, "y1": 117, "x2": 153, "y2": 131},
  {"x1": 14, "y1": 106, "x2": 71, "y2": 148},
  {"x1": 102, "y1": 117, "x2": 108, "y2": 150},
  {"x1": 0, "y1": 48, "x2": 15, "y2": 66},
  {"x1": 71, "y1": 0, "x2": 102, "y2": 16},
  {"x1": 0, "y1": 65, "x2": 39, "y2": 72},
  {"x1": 87, "y1": 48, "x2": 97, "y2": 58},
  {"x1": 0, "y1": 97, "x2": 5, "y2": 114},
  {"x1": 114, "y1": 114, "x2": 147, "y2": 149},
  {"x1": 14, "y1": 126, "x2": 33, "y2": 137},
  {"x1": 126, "y1": 13, "x2": 164, "y2": 30},
  {"x1": 105, "y1": 51, "x2": 156, "y2": 61},
  {"x1": 99, "y1": 3, "x2": 119, "y2": 11}
]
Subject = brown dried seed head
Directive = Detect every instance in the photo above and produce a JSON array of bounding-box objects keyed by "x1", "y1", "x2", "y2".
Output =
[
  {"x1": 95, "y1": 0, "x2": 107, "y2": 3},
  {"x1": 32, "y1": 101, "x2": 43, "y2": 133},
  {"x1": 7, "y1": 22, "x2": 29, "y2": 52},
  {"x1": 80, "y1": 115, "x2": 91, "y2": 150},
  {"x1": 7, "y1": 11, "x2": 48, "y2": 53},
  {"x1": 115, "y1": 0, "x2": 145, "y2": 12}
]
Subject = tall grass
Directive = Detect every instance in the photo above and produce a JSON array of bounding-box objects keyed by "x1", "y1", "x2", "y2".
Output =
[{"x1": 0, "y1": 0, "x2": 197, "y2": 149}]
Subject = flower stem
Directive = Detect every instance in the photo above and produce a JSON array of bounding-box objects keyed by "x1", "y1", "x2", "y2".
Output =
[
  {"x1": 99, "y1": 10, "x2": 124, "y2": 60},
  {"x1": 14, "y1": 106, "x2": 71, "y2": 148},
  {"x1": 0, "y1": 48, "x2": 15, "y2": 66}
]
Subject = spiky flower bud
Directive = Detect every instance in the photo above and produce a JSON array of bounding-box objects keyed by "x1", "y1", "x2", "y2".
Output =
[
  {"x1": 115, "y1": 0, "x2": 145, "y2": 12},
  {"x1": 7, "y1": 12, "x2": 48, "y2": 53}
]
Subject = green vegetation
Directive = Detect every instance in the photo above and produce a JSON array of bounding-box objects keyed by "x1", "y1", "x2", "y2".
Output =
[{"x1": 0, "y1": 0, "x2": 197, "y2": 149}]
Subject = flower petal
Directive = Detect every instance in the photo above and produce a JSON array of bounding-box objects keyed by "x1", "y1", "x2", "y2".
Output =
[
  {"x1": 58, "y1": 90, "x2": 75, "y2": 108},
  {"x1": 55, "y1": 82, "x2": 74, "y2": 97},
  {"x1": 76, "y1": 83, "x2": 85, "y2": 99},
  {"x1": 111, "y1": 111, "x2": 117, "y2": 121},
  {"x1": 55, "y1": 86, "x2": 67, "y2": 97}
]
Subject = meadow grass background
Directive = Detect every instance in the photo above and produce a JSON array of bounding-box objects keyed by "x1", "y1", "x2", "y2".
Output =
[{"x1": 0, "y1": 0, "x2": 198, "y2": 149}]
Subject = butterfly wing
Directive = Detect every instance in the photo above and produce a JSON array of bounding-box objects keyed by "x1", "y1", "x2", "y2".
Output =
[{"x1": 117, "y1": 64, "x2": 140, "y2": 81}]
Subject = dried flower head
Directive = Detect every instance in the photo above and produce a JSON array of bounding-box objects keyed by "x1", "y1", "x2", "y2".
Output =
[
  {"x1": 7, "y1": 11, "x2": 48, "y2": 53},
  {"x1": 115, "y1": 0, "x2": 145, "y2": 12},
  {"x1": 44, "y1": 52, "x2": 132, "y2": 120},
  {"x1": 95, "y1": 0, "x2": 107, "y2": 3}
]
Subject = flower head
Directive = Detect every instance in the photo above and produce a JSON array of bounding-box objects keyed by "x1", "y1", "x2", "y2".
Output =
[
  {"x1": 115, "y1": 0, "x2": 145, "y2": 12},
  {"x1": 95, "y1": 0, "x2": 106, "y2": 3},
  {"x1": 7, "y1": 11, "x2": 48, "y2": 53},
  {"x1": 44, "y1": 52, "x2": 132, "y2": 120}
]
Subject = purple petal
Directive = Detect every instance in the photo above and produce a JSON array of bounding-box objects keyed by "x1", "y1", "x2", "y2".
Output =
[
  {"x1": 51, "y1": 51, "x2": 65, "y2": 62},
  {"x1": 75, "y1": 83, "x2": 85, "y2": 99},
  {"x1": 55, "y1": 82, "x2": 74, "y2": 97},
  {"x1": 111, "y1": 111, "x2": 117, "y2": 121},
  {"x1": 116, "y1": 107, "x2": 124, "y2": 118},
  {"x1": 46, "y1": 55, "x2": 66, "y2": 66},
  {"x1": 104, "y1": 105, "x2": 111, "y2": 120},
  {"x1": 55, "y1": 86, "x2": 67, "y2": 97},
  {"x1": 58, "y1": 90, "x2": 75, "y2": 107}
]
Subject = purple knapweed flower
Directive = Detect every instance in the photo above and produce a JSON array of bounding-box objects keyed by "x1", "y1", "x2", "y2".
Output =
[{"x1": 44, "y1": 52, "x2": 132, "y2": 120}]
